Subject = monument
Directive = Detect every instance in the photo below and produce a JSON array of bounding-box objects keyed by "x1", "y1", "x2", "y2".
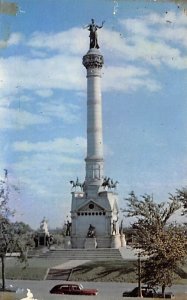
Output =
[
  {"x1": 34, "y1": 217, "x2": 53, "y2": 248},
  {"x1": 70, "y1": 20, "x2": 125, "y2": 249}
]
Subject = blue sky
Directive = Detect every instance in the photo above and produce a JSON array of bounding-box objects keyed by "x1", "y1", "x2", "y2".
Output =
[{"x1": 0, "y1": 0, "x2": 187, "y2": 229}]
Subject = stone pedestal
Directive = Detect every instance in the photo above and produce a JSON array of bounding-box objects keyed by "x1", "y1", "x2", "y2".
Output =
[
  {"x1": 71, "y1": 190, "x2": 120, "y2": 248},
  {"x1": 38, "y1": 232, "x2": 48, "y2": 246},
  {"x1": 64, "y1": 236, "x2": 72, "y2": 249},
  {"x1": 84, "y1": 237, "x2": 97, "y2": 249},
  {"x1": 111, "y1": 234, "x2": 121, "y2": 249},
  {"x1": 120, "y1": 234, "x2": 126, "y2": 248}
]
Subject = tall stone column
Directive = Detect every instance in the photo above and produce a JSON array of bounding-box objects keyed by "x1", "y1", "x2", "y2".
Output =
[{"x1": 83, "y1": 48, "x2": 104, "y2": 190}]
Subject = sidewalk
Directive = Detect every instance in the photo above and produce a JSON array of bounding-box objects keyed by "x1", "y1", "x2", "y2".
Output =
[{"x1": 53, "y1": 259, "x2": 90, "y2": 269}]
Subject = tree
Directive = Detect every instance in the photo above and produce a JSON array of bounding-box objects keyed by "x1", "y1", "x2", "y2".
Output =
[
  {"x1": 175, "y1": 188, "x2": 187, "y2": 216},
  {"x1": 123, "y1": 191, "x2": 187, "y2": 295},
  {"x1": 141, "y1": 224, "x2": 186, "y2": 295},
  {"x1": 13, "y1": 221, "x2": 33, "y2": 235},
  {"x1": 0, "y1": 170, "x2": 31, "y2": 290}
]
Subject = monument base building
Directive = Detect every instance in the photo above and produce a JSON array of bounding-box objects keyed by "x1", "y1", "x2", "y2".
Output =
[{"x1": 71, "y1": 189, "x2": 122, "y2": 249}]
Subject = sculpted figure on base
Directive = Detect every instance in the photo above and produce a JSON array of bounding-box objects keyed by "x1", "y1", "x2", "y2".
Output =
[
  {"x1": 65, "y1": 220, "x2": 72, "y2": 236},
  {"x1": 40, "y1": 217, "x2": 49, "y2": 235},
  {"x1": 70, "y1": 177, "x2": 85, "y2": 191},
  {"x1": 84, "y1": 19, "x2": 105, "y2": 49},
  {"x1": 87, "y1": 224, "x2": 96, "y2": 238},
  {"x1": 112, "y1": 217, "x2": 119, "y2": 235}
]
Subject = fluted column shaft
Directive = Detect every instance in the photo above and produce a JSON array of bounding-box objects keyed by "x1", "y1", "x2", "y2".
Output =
[{"x1": 83, "y1": 49, "x2": 104, "y2": 185}]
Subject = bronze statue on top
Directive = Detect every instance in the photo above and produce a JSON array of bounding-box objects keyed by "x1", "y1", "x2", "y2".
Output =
[{"x1": 84, "y1": 19, "x2": 105, "y2": 49}]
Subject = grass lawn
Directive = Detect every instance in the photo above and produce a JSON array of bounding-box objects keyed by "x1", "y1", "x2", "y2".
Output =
[
  {"x1": 0, "y1": 256, "x2": 69, "y2": 280},
  {"x1": 70, "y1": 260, "x2": 187, "y2": 284},
  {"x1": 2, "y1": 267, "x2": 46, "y2": 281},
  {"x1": 70, "y1": 260, "x2": 137, "y2": 282},
  {"x1": 0, "y1": 257, "x2": 56, "y2": 280},
  {"x1": 1, "y1": 257, "x2": 187, "y2": 283}
]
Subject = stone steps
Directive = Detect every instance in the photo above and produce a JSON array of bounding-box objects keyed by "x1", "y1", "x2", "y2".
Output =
[{"x1": 38, "y1": 248, "x2": 123, "y2": 260}]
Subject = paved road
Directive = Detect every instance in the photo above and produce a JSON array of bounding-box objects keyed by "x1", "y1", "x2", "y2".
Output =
[{"x1": 6, "y1": 280, "x2": 186, "y2": 300}]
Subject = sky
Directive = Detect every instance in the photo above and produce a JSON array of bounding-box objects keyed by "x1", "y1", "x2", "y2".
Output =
[{"x1": 0, "y1": 0, "x2": 187, "y2": 229}]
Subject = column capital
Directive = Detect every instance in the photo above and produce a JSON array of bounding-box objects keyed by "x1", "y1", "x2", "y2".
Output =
[{"x1": 83, "y1": 49, "x2": 104, "y2": 69}]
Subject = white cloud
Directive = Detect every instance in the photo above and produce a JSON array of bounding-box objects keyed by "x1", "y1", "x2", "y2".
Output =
[
  {"x1": 0, "y1": 94, "x2": 34, "y2": 108},
  {"x1": 0, "y1": 97, "x2": 11, "y2": 107},
  {"x1": 0, "y1": 32, "x2": 23, "y2": 49},
  {"x1": 8, "y1": 32, "x2": 24, "y2": 46},
  {"x1": 0, "y1": 51, "x2": 160, "y2": 99},
  {"x1": 30, "y1": 49, "x2": 49, "y2": 58},
  {"x1": 35, "y1": 89, "x2": 53, "y2": 98},
  {"x1": 13, "y1": 137, "x2": 86, "y2": 154},
  {"x1": 0, "y1": 95, "x2": 81, "y2": 129},
  {"x1": 103, "y1": 65, "x2": 161, "y2": 92},
  {"x1": 0, "y1": 11, "x2": 186, "y2": 128},
  {"x1": 38, "y1": 100, "x2": 80, "y2": 124},
  {"x1": 19, "y1": 95, "x2": 34, "y2": 102},
  {"x1": 27, "y1": 28, "x2": 87, "y2": 55},
  {"x1": 0, "y1": 107, "x2": 49, "y2": 129},
  {"x1": 6, "y1": 62, "x2": 159, "y2": 99},
  {"x1": 145, "y1": 11, "x2": 187, "y2": 26},
  {"x1": 11, "y1": 137, "x2": 115, "y2": 206},
  {"x1": 157, "y1": 26, "x2": 187, "y2": 48},
  {"x1": 144, "y1": 11, "x2": 187, "y2": 49},
  {"x1": 0, "y1": 55, "x2": 85, "y2": 97},
  {"x1": 14, "y1": 153, "x2": 82, "y2": 172},
  {"x1": 11, "y1": 138, "x2": 86, "y2": 204},
  {"x1": 120, "y1": 18, "x2": 150, "y2": 36},
  {"x1": 130, "y1": 37, "x2": 186, "y2": 69},
  {"x1": 118, "y1": 11, "x2": 187, "y2": 69}
]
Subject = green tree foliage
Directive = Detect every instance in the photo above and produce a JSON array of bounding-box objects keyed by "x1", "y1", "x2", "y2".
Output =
[
  {"x1": 0, "y1": 170, "x2": 32, "y2": 290},
  {"x1": 175, "y1": 188, "x2": 187, "y2": 216},
  {"x1": 13, "y1": 221, "x2": 33, "y2": 234},
  {"x1": 123, "y1": 191, "x2": 187, "y2": 294},
  {"x1": 141, "y1": 224, "x2": 186, "y2": 293}
]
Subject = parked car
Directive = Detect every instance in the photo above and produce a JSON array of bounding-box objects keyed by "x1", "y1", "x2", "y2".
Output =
[
  {"x1": 50, "y1": 283, "x2": 98, "y2": 296},
  {"x1": 122, "y1": 286, "x2": 174, "y2": 298}
]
